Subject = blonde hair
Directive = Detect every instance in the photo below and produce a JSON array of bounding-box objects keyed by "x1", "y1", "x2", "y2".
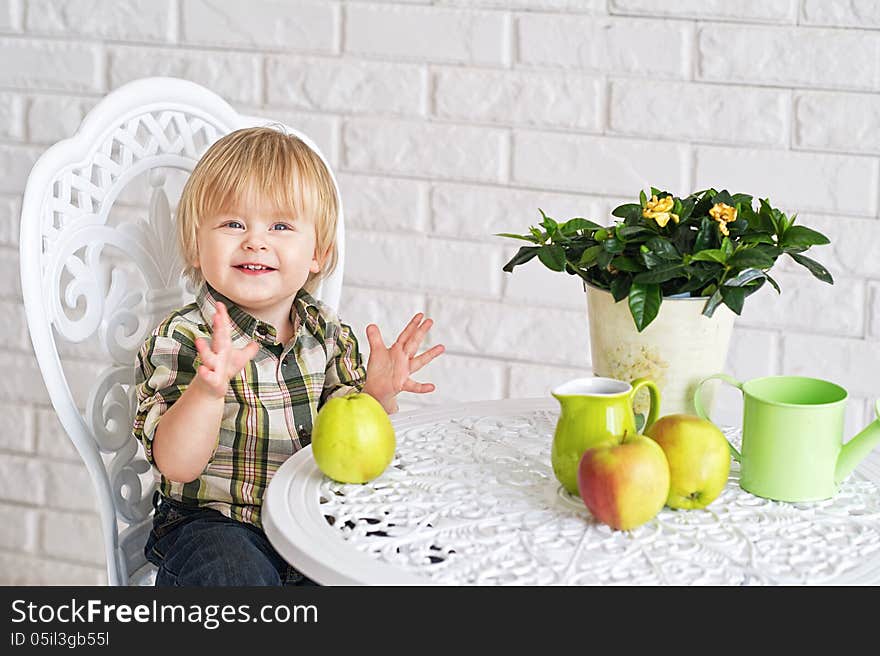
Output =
[{"x1": 176, "y1": 126, "x2": 339, "y2": 292}]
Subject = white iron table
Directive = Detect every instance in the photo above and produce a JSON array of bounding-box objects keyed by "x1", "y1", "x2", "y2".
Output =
[{"x1": 263, "y1": 398, "x2": 880, "y2": 585}]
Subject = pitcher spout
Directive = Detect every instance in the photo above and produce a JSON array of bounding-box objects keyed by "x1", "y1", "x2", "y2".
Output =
[{"x1": 835, "y1": 400, "x2": 880, "y2": 484}]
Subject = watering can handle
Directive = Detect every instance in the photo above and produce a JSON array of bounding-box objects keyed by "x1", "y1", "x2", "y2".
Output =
[{"x1": 694, "y1": 373, "x2": 743, "y2": 462}]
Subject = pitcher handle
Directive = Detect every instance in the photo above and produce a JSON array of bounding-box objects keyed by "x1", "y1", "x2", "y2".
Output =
[
  {"x1": 694, "y1": 373, "x2": 743, "y2": 462},
  {"x1": 629, "y1": 377, "x2": 660, "y2": 431}
]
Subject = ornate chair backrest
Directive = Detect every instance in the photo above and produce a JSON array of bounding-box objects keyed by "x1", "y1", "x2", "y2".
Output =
[{"x1": 19, "y1": 77, "x2": 345, "y2": 585}]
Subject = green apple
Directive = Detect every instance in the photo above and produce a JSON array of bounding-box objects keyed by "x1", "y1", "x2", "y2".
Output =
[
  {"x1": 311, "y1": 393, "x2": 396, "y2": 484},
  {"x1": 645, "y1": 414, "x2": 731, "y2": 510},
  {"x1": 577, "y1": 432, "x2": 670, "y2": 531}
]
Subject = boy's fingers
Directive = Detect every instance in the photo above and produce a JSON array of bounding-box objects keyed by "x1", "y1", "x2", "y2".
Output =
[
  {"x1": 197, "y1": 365, "x2": 219, "y2": 387},
  {"x1": 365, "y1": 324, "x2": 385, "y2": 351},
  {"x1": 231, "y1": 341, "x2": 260, "y2": 370},
  {"x1": 402, "y1": 378, "x2": 435, "y2": 394},
  {"x1": 194, "y1": 337, "x2": 219, "y2": 368},
  {"x1": 213, "y1": 304, "x2": 232, "y2": 351},
  {"x1": 394, "y1": 313, "x2": 424, "y2": 349},
  {"x1": 228, "y1": 342, "x2": 260, "y2": 376},
  {"x1": 409, "y1": 343, "x2": 445, "y2": 373},
  {"x1": 404, "y1": 318, "x2": 433, "y2": 357}
]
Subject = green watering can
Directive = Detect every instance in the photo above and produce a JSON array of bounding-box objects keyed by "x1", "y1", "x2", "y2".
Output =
[
  {"x1": 551, "y1": 376, "x2": 661, "y2": 496},
  {"x1": 695, "y1": 374, "x2": 880, "y2": 502}
]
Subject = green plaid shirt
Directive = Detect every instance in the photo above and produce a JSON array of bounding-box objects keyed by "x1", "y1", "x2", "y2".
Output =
[{"x1": 133, "y1": 283, "x2": 366, "y2": 528}]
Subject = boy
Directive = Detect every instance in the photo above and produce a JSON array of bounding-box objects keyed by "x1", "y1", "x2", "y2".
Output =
[{"x1": 133, "y1": 126, "x2": 444, "y2": 586}]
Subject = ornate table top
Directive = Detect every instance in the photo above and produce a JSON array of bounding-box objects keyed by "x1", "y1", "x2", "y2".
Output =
[{"x1": 262, "y1": 398, "x2": 880, "y2": 585}]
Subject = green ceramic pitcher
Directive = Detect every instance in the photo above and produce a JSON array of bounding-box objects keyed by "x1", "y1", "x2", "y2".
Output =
[
  {"x1": 551, "y1": 376, "x2": 661, "y2": 495},
  {"x1": 694, "y1": 373, "x2": 880, "y2": 502}
]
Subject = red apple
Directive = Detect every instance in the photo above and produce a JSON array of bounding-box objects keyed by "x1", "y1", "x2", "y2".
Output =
[{"x1": 577, "y1": 432, "x2": 670, "y2": 531}]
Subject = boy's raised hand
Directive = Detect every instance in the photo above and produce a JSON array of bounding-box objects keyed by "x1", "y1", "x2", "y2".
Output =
[
  {"x1": 363, "y1": 313, "x2": 445, "y2": 414},
  {"x1": 193, "y1": 302, "x2": 260, "y2": 399}
]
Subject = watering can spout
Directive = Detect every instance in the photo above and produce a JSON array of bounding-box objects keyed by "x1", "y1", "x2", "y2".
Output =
[{"x1": 835, "y1": 400, "x2": 880, "y2": 484}]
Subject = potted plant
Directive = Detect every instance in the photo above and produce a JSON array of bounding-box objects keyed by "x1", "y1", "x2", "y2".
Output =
[{"x1": 499, "y1": 187, "x2": 834, "y2": 415}]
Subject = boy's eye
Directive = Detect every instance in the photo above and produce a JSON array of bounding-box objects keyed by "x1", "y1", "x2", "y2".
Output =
[
  {"x1": 224, "y1": 220, "x2": 244, "y2": 229},
  {"x1": 271, "y1": 223, "x2": 293, "y2": 231}
]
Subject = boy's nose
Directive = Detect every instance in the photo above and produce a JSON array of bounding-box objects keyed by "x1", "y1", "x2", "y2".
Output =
[{"x1": 243, "y1": 237, "x2": 268, "y2": 251}]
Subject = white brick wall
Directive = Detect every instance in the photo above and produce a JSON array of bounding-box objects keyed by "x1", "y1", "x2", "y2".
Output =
[{"x1": 2, "y1": 0, "x2": 879, "y2": 585}]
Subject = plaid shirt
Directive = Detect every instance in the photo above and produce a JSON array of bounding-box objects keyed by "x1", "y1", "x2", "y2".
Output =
[{"x1": 132, "y1": 283, "x2": 366, "y2": 528}]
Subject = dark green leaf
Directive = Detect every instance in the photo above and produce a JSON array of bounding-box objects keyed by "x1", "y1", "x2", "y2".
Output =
[
  {"x1": 727, "y1": 248, "x2": 776, "y2": 269},
  {"x1": 610, "y1": 275, "x2": 633, "y2": 302},
  {"x1": 752, "y1": 243, "x2": 782, "y2": 260},
  {"x1": 612, "y1": 203, "x2": 642, "y2": 219},
  {"x1": 690, "y1": 249, "x2": 728, "y2": 264},
  {"x1": 677, "y1": 272, "x2": 715, "y2": 294},
  {"x1": 610, "y1": 255, "x2": 643, "y2": 272},
  {"x1": 603, "y1": 238, "x2": 625, "y2": 254},
  {"x1": 645, "y1": 237, "x2": 680, "y2": 260},
  {"x1": 782, "y1": 226, "x2": 831, "y2": 248},
  {"x1": 713, "y1": 190, "x2": 735, "y2": 207},
  {"x1": 790, "y1": 253, "x2": 834, "y2": 284},
  {"x1": 628, "y1": 283, "x2": 662, "y2": 332},
  {"x1": 742, "y1": 278, "x2": 766, "y2": 299},
  {"x1": 760, "y1": 199, "x2": 780, "y2": 234},
  {"x1": 537, "y1": 244, "x2": 567, "y2": 272},
  {"x1": 641, "y1": 249, "x2": 669, "y2": 269},
  {"x1": 677, "y1": 201, "x2": 694, "y2": 223},
  {"x1": 578, "y1": 245, "x2": 603, "y2": 267},
  {"x1": 720, "y1": 286, "x2": 746, "y2": 315},
  {"x1": 541, "y1": 216, "x2": 559, "y2": 234},
  {"x1": 617, "y1": 225, "x2": 654, "y2": 239},
  {"x1": 731, "y1": 193, "x2": 753, "y2": 206},
  {"x1": 694, "y1": 217, "x2": 717, "y2": 252},
  {"x1": 721, "y1": 237, "x2": 734, "y2": 259},
  {"x1": 740, "y1": 233, "x2": 776, "y2": 245},
  {"x1": 765, "y1": 273, "x2": 781, "y2": 293},
  {"x1": 633, "y1": 263, "x2": 687, "y2": 284},
  {"x1": 673, "y1": 197, "x2": 683, "y2": 217},
  {"x1": 639, "y1": 189, "x2": 647, "y2": 207},
  {"x1": 502, "y1": 246, "x2": 540, "y2": 272},
  {"x1": 726, "y1": 217, "x2": 749, "y2": 235},
  {"x1": 779, "y1": 211, "x2": 793, "y2": 233},
  {"x1": 562, "y1": 218, "x2": 604, "y2": 234},
  {"x1": 597, "y1": 250, "x2": 614, "y2": 270}
]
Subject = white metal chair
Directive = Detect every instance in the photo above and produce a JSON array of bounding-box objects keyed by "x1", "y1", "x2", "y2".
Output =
[{"x1": 19, "y1": 77, "x2": 346, "y2": 585}]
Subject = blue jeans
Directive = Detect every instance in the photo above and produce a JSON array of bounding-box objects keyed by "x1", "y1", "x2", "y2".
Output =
[{"x1": 145, "y1": 492, "x2": 318, "y2": 587}]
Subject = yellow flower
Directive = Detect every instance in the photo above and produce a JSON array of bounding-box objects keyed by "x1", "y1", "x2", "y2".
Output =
[
  {"x1": 642, "y1": 194, "x2": 679, "y2": 228},
  {"x1": 709, "y1": 202, "x2": 737, "y2": 236}
]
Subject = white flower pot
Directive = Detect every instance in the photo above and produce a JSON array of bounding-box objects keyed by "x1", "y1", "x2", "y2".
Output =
[{"x1": 585, "y1": 283, "x2": 736, "y2": 417}]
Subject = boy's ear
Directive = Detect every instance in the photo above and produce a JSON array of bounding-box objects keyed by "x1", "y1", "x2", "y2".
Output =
[{"x1": 310, "y1": 245, "x2": 327, "y2": 274}]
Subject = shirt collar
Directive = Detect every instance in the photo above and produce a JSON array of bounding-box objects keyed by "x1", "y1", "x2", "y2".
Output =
[{"x1": 195, "y1": 283, "x2": 323, "y2": 346}]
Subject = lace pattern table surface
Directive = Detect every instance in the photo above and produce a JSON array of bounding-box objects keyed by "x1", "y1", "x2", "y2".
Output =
[{"x1": 263, "y1": 399, "x2": 880, "y2": 585}]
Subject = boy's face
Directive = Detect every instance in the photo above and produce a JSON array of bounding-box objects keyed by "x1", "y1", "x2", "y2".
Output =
[{"x1": 193, "y1": 188, "x2": 321, "y2": 323}]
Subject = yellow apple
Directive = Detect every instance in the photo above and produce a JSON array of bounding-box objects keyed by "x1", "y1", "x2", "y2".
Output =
[
  {"x1": 577, "y1": 432, "x2": 670, "y2": 531},
  {"x1": 645, "y1": 414, "x2": 731, "y2": 509},
  {"x1": 311, "y1": 393, "x2": 396, "y2": 484}
]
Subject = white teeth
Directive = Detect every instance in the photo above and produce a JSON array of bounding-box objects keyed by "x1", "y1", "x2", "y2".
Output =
[{"x1": 240, "y1": 264, "x2": 269, "y2": 270}]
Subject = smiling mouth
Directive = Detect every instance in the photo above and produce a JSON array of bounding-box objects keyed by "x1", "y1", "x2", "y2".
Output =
[{"x1": 234, "y1": 264, "x2": 277, "y2": 273}]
